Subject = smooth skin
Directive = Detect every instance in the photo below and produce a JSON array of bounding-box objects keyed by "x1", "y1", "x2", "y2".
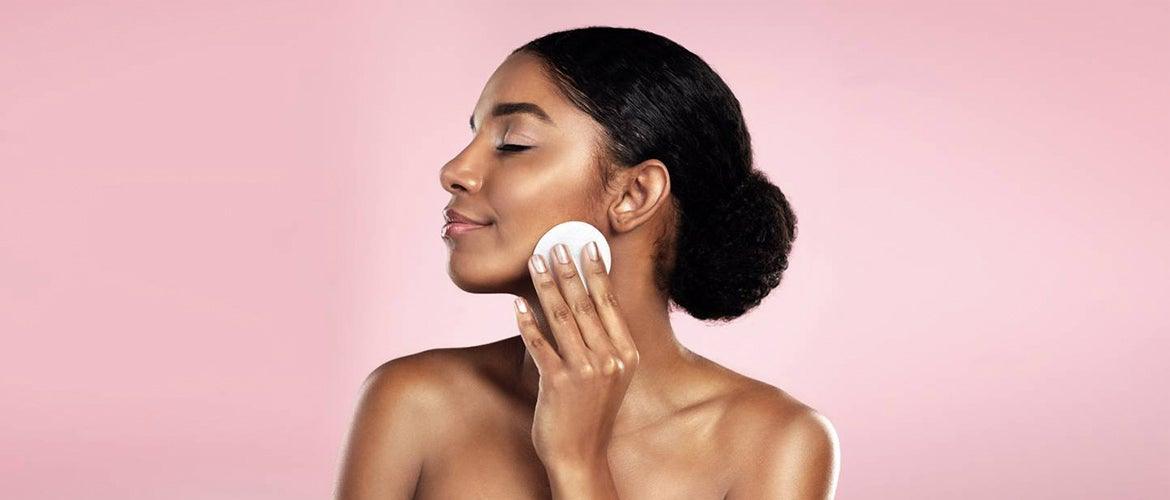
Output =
[{"x1": 335, "y1": 51, "x2": 840, "y2": 499}]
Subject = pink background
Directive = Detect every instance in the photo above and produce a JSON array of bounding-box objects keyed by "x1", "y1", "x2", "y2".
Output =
[{"x1": 3, "y1": 1, "x2": 1167, "y2": 498}]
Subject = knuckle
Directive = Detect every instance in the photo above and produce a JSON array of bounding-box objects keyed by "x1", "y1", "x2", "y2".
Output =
[
  {"x1": 621, "y1": 349, "x2": 641, "y2": 367},
  {"x1": 559, "y1": 265, "x2": 579, "y2": 281},
  {"x1": 572, "y1": 298, "x2": 595, "y2": 316},
  {"x1": 602, "y1": 356, "x2": 622, "y2": 375},
  {"x1": 550, "y1": 304, "x2": 574, "y2": 324},
  {"x1": 577, "y1": 363, "x2": 596, "y2": 378},
  {"x1": 601, "y1": 291, "x2": 621, "y2": 308},
  {"x1": 537, "y1": 277, "x2": 559, "y2": 292}
]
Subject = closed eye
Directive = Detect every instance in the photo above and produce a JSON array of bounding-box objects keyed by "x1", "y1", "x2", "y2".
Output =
[{"x1": 496, "y1": 144, "x2": 533, "y2": 153}]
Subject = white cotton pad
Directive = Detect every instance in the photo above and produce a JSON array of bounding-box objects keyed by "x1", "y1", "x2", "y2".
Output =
[{"x1": 533, "y1": 220, "x2": 612, "y2": 295}]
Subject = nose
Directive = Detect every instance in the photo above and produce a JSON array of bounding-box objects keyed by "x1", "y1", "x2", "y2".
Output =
[{"x1": 440, "y1": 150, "x2": 485, "y2": 195}]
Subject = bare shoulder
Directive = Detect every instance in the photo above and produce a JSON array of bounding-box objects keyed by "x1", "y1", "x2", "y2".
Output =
[
  {"x1": 360, "y1": 337, "x2": 517, "y2": 414},
  {"x1": 335, "y1": 339, "x2": 516, "y2": 500},
  {"x1": 715, "y1": 373, "x2": 841, "y2": 499},
  {"x1": 364, "y1": 342, "x2": 483, "y2": 390},
  {"x1": 721, "y1": 378, "x2": 833, "y2": 436}
]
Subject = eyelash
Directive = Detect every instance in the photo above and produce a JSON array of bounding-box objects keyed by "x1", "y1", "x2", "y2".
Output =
[{"x1": 496, "y1": 144, "x2": 533, "y2": 153}]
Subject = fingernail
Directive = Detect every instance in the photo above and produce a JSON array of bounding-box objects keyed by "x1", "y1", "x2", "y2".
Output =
[
  {"x1": 514, "y1": 297, "x2": 527, "y2": 314},
  {"x1": 587, "y1": 241, "x2": 599, "y2": 261},
  {"x1": 530, "y1": 254, "x2": 547, "y2": 273},
  {"x1": 554, "y1": 243, "x2": 569, "y2": 264}
]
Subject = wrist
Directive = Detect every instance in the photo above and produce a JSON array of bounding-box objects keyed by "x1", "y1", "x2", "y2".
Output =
[
  {"x1": 546, "y1": 454, "x2": 610, "y2": 474},
  {"x1": 546, "y1": 456, "x2": 615, "y2": 492}
]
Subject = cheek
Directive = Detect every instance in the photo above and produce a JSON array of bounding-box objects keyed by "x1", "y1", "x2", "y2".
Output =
[
  {"x1": 491, "y1": 184, "x2": 558, "y2": 253},
  {"x1": 486, "y1": 148, "x2": 600, "y2": 246},
  {"x1": 491, "y1": 168, "x2": 580, "y2": 226}
]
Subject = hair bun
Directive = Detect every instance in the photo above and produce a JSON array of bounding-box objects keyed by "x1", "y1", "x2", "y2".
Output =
[{"x1": 666, "y1": 169, "x2": 798, "y2": 322}]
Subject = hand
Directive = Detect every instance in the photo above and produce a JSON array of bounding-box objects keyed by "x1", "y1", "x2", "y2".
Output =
[{"x1": 513, "y1": 241, "x2": 641, "y2": 470}]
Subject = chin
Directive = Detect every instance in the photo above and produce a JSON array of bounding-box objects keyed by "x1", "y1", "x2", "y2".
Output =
[
  {"x1": 447, "y1": 273, "x2": 497, "y2": 293},
  {"x1": 446, "y1": 256, "x2": 504, "y2": 294}
]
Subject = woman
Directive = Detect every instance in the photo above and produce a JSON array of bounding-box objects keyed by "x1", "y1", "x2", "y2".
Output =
[{"x1": 336, "y1": 26, "x2": 839, "y2": 499}]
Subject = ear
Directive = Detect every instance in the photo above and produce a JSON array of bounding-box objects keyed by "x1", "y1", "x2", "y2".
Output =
[{"x1": 608, "y1": 159, "x2": 672, "y2": 235}]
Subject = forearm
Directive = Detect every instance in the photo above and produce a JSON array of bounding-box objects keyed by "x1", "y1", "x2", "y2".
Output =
[{"x1": 546, "y1": 459, "x2": 621, "y2": 500}]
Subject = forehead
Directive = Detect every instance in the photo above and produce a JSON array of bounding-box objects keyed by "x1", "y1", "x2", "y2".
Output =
[{"x1": 471, "y1": 52, "x2": 579, "y2": 127}]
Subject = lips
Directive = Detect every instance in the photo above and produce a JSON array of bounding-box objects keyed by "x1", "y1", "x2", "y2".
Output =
[
  {"x1": 442, "y1": 207, "x2": 492, "y2": 239},
  {"x1": 443, "y1": 207, "x2": 491, "y2": 226}
]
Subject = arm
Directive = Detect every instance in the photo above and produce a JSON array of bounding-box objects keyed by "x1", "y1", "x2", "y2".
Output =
[
  {"x1": 545, "y1": 459, "x2": 621, "y2": 499},
  {"x1": 334, "y1": 359, "x2": 432, "y2": 500},
  {"x1": 728, "y1": 409, "x2": 840, "y2": 499}
]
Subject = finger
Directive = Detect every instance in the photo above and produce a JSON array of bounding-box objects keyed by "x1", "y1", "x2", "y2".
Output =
[
  {"x1": 513, "y1": 296, "x2": 563, "y2": 374},
  {"x1": 529, "y1": 253, "x2": 589, "y2": 366},
  {"x1": 579, "y1": 240, "x2": 639, "y2": 365},
  {"x1": 542, "y1": 242, "x2": 617, "y2": 358}
]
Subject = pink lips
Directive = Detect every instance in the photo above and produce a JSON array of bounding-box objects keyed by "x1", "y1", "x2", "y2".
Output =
[
  {"x1": 442, "y1": 207, "x2": 492, "y2": 239},
  {"x1": 441, "y1": 221, "x2": 489, "y2": 238}
]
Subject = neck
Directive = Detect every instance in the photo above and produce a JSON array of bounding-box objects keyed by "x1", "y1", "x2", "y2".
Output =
[{"x1": 514, "y1": 255, "x2": 697, "y2": 437}]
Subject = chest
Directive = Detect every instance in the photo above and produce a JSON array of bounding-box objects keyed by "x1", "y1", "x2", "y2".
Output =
[{"x1": 413, "y1": 420, "x2": 732, "y2": 499}]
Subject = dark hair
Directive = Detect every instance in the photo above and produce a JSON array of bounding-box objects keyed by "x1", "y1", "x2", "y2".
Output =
[{"x1": 513, "y1": 26, "x2": 798, "y2": 323}]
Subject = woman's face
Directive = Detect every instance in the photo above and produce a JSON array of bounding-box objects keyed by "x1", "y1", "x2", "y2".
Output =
[{"x1": 440, "y1": 51, "x2": 612, "y2": 294}]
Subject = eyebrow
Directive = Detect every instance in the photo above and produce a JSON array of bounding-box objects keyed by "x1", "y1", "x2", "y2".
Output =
[{"x1": 469, "y1": 102, "x2": 555, "y2": 131}]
